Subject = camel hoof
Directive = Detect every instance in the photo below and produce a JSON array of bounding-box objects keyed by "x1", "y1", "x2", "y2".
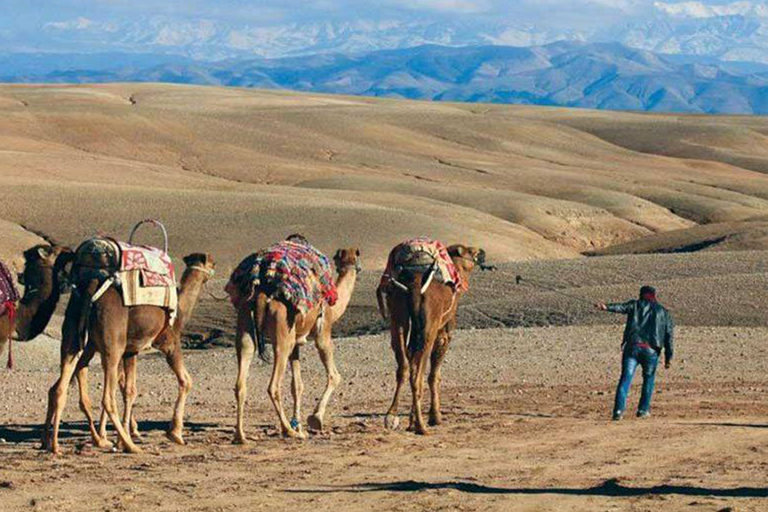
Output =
[
  {"x1": 94, "y1": 437, "x2": 114, "y2": 450},
  {"x1": 166, "y1": 431, "x2": 186, "y2": 445},
  {"x1": 307, "y1": 414, "x2": 325, "y2": 431},
  {"x1": 384, "y1": 414, "x2": 400, "y2": 430},
  {"x1": 415, "y1": 426, "x2": 430, "y2": 436},
  {"x1": 283, "y1": 428, "x2": 306, "y2": 439},
  {"x1": 428, "y1": 416, "x2": 443, "y2": 427},
  {"x1": 233, "y1": 433, "x2": 248, "y2": 445},
  {"x1": 123, "y1": 444, "x2": 142, "y2": 454}
]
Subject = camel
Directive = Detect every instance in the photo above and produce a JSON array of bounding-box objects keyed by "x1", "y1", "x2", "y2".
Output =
[
  {"x1": 12, "y1": 245, "x2": 75, "y2": 342},
  {"x1": 230, "y1": 246, "x2": 361, "y2": 442},
  {"x1": 378, "y1": 243, "x2": 485, "y2": 435},
  {"x1": 42, "y1": 251, "x2": 215, "y2": 454}
]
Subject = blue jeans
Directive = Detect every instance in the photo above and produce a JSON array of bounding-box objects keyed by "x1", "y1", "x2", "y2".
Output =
[{"x1": 614, "y1": 344, "x2": 659, "y2": 415}]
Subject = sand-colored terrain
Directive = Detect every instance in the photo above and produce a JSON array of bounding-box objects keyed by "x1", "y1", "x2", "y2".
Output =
[
  {"x1": 0, "y1": 325, "x2": 766, "y2": 511},
  {"x1": 2, "y1": 84, "x2": 768, "y2": 272},
  {"x1": 1, "y1": 84, "x2": 767, "y2": 511}
]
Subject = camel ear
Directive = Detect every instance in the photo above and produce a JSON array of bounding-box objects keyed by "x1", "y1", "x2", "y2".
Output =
[
  {"x1": 334, "y1": 249, "x2": 343, "y2": 261},
  {"x1": 355, "y1": 249, "x2": 360, "y2": 257},
  {"x1": 448, "y1": 245, "x2": 467, "y2": 258}
]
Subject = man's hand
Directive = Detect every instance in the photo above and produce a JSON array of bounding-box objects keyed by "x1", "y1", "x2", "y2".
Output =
[
  {"x1": 594, "y1": 302, "x2": 608, "y2": 311},
  {"x1": 665, "y1": 360, "x2": 671, "y2": 370}
]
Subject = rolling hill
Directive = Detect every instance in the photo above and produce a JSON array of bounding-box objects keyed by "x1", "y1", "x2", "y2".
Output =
[{"x1": 1, "y1": 83, "x2": 768, "y2": 274}]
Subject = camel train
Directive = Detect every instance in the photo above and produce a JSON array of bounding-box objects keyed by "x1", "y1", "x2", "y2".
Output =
[{"x1": 0, "y1": 221, "x2": 488, "y2": 454}]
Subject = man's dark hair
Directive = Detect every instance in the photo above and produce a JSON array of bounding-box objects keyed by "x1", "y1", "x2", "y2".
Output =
[
  {"x1": 639, "y1": 285, "x2": 657, "y2": 300},
  {"x1": 286, "y1": 233, "x2": 309, "y2": 245}
]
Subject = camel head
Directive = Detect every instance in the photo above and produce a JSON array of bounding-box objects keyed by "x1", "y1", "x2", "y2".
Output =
[
  {"x1": 182, "y1": 253, "x2": 216, "y2": 283},
  {"x1": 447, "y1": 245, "x2": 486, "y2": 275},
  {"x1": 15, "y1": 244, "x2": 75, "y2": 341},
  {"x1": 333, "y1": 248, "x2": 362, "y2": 274}
]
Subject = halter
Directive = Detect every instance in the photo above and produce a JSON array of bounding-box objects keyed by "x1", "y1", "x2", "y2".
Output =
[{"x1": 188, "y1": 265, "x2": 215, "y2": 277}]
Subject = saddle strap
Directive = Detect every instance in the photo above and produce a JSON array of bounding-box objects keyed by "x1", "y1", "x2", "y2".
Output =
[{"x1": 4, "y1": 301, "x2": 16, "y2": 369}]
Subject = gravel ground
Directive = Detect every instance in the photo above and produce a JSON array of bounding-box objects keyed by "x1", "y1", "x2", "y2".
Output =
[{"x1": 0, "y1": 324, "x2": 766, "y2": 512}]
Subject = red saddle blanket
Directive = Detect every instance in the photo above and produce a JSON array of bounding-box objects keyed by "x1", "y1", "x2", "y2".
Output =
[
  {"x1": 0, "y1": 259, "x2": 20, "y2": 319},
  {"x1": 226, "y1": 240, "x2": 337, "y2": 315},
  {"x1": 117, "y1": 241, "x2": 175, "y2": 287},
  {"x1": 380, "y1": 236, "x2": 464, "y2": 291}
]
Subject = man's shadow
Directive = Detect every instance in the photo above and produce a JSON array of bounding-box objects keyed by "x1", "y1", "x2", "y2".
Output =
[{"x1": 287, "y1": 478, "x2": 768, "y2": 498}]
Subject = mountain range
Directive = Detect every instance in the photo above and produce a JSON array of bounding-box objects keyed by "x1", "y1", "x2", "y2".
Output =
[
  {"x1": 5, "y1": 42, "x2": 768, "y2": 115},
  {"x1": 3, "y1": 2, "x2": 768, "y2": 63}
]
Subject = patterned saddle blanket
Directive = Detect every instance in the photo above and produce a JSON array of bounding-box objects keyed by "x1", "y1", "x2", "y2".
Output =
[
  {"x1": 0, "y1": 259, "x2": 20, "y2": 318},
  {"x1": 73, "y1": 238, "x2": 177, "y2": 316},
  {"x1": 226, "y1": 240, "x2": 337, "y2": 315},
  {"x1": 380, "y1": 236, "x2": 464, "y2": 291}
]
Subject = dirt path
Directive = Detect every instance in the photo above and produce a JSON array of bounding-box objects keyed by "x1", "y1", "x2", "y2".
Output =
[{"x1": 1, "y1": 325, "x2": 766, "y2": 511}]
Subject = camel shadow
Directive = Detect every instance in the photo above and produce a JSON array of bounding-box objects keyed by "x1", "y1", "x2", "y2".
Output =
[
  {"x1": 674, "y1": 422, "x2": 768, "y2": 429},
  {"x1": 286, "y1": 478, "x2": 768, "y2": 498},
  {"x1": 0, "y1": 420, "x2": 222, "y2": 444}
]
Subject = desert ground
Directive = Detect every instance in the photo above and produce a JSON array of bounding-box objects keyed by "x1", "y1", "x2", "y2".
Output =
[{"x1": 0, "y1": 84, "x2": 767, "y2": 511}]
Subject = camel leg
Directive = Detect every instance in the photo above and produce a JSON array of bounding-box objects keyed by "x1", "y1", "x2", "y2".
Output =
[
  {"x1": 289, "y1": 345, "x2": 306, "y2": 438},
  {"x1": 75, "y1": 341, "x2": 113, "y2": 449},
  {"x1": 118, "y1": 354, "x2": 139, "y2": 448},
  {"x1": 409, "y1": 325, "x2": 437, "y2": 436},
  {"x1": 46, "y1": 350, "x2": 81, "y2": 454},
  {"x1": 385, "y1": 320, "x2": 409, "y2": 430},
  {"x1": 428, "y1": 330, "x2": 451, "y2": 426},
  {"x1": 266, "y1": 309, "x2": 300, "y2": 438},
  {"x1": 308, "y1": 324, "x2": 340, "y2": 432},
  {"x1": 163, "y1": 345, "x2": 192, "y2": 445},
  {"x1": 234, "y1": 308, "x2": 255, "y2": 444},
  {"x1": 101, "y1": 349, "x2": 140, "y2": 454}
]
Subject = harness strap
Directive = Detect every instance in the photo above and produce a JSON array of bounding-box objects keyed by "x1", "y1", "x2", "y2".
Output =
[
  {"x1": 91, "y1": 276, "x2": 116, "y2": 303},
  {"x1": 4, "y1": 301, "x2": 16, "y2": 370}
]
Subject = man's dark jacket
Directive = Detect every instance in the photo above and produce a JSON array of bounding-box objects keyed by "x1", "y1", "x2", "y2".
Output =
[{"x1": 607, "y1": 299, "x2": 674, "y2": 361}]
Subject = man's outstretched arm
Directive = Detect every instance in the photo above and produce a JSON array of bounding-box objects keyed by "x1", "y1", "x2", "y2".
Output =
[{"x1": 594, "y1": 300, "x2": 634, "y2": 314}]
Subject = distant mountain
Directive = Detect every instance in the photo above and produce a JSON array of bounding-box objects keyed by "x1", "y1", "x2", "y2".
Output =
[
  {"x1": 6, "y1": 42, "x2": 768, "y2": 115},
  {"x1": 4, "y1": 3, "x2": 768, "y2": 64},
  {"x1": 607, "y1": 2, "x2": 768, "y2": 64}
]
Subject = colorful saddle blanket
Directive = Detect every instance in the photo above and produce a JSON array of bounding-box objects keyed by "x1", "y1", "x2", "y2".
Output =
[
  {"x1": 226, "y1": 240, "x2": 337, "y2": 315},
  {"x1": 117, "y1": 241, "x2": 175, "y2": 287},
  {"x1": 0, "y1": 259, "x2": 20, "y2": 318},
  {"x1": 380, "y1": 236, "x2": 464, "y2": 291},
  {"x1": 74, "y1": 238, "x2": 177, "y2": 317}
]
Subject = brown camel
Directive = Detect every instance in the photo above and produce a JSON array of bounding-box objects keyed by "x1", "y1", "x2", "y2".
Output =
[
  {"x1": 379, "y1": 244, "x2": 484, "y2": 435},
  {"x1": 231, "y1": 247, "x2": 361, "y2": 442},
  {"x1": 43, "y1": 252, "x2": 215, "y2": 454},
  {"x1": 12, "y1": 245, "x2": 75, "y2": 342}
]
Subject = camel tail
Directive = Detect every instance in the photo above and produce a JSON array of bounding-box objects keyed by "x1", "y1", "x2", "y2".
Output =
[
  {"x1": 405, "y1": 273, "x2": 427, "y2": 355},
  {"x1": 74, "y1": 289, "x2": 93, "y2": 352},
  {"x1": 376, "y1": 284, "x2": 389, "y2": 321},
  {"x1": 253, "y1": 291, "x2": 269, "y2": 363}
]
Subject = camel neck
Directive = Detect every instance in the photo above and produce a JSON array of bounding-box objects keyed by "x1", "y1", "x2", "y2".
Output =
[
  {"x1": 330, "y1": 267, "x2": 357, "y2": 322},
  {"x1": 173, "y1": 271, "x2": 205, "y2": 332},
  {"x1": 15, "y1": 275, "x2": 60, "y2": 341}
]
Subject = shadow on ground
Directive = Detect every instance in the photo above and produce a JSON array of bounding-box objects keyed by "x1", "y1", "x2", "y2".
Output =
[
  {"x1": 0, "y1": 420, "x2": 221, "y2": 444},
  {"x1": 287, "y1": 478, "x2": 768, "y2": 498}
]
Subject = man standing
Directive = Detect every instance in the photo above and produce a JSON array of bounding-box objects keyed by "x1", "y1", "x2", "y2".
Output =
[{"x1": 596, "y1": 286, "x2": 674, "y2": 421}]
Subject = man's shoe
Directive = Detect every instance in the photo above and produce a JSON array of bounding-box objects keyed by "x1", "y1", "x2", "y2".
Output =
[
  {"x1": 636, "y1": 410, "x2": 651, "y2": 418},
  {"x1": 612, "y1": 411, "x2": 623, "y2": 421}
]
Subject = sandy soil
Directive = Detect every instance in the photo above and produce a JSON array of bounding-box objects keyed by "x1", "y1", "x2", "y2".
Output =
[
  {"x1": 0, "y1": 325, "x2": 766, "y2": 512},
  {"x1": 2, "y1": 84, "x2": 768, "y2": 275}
]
